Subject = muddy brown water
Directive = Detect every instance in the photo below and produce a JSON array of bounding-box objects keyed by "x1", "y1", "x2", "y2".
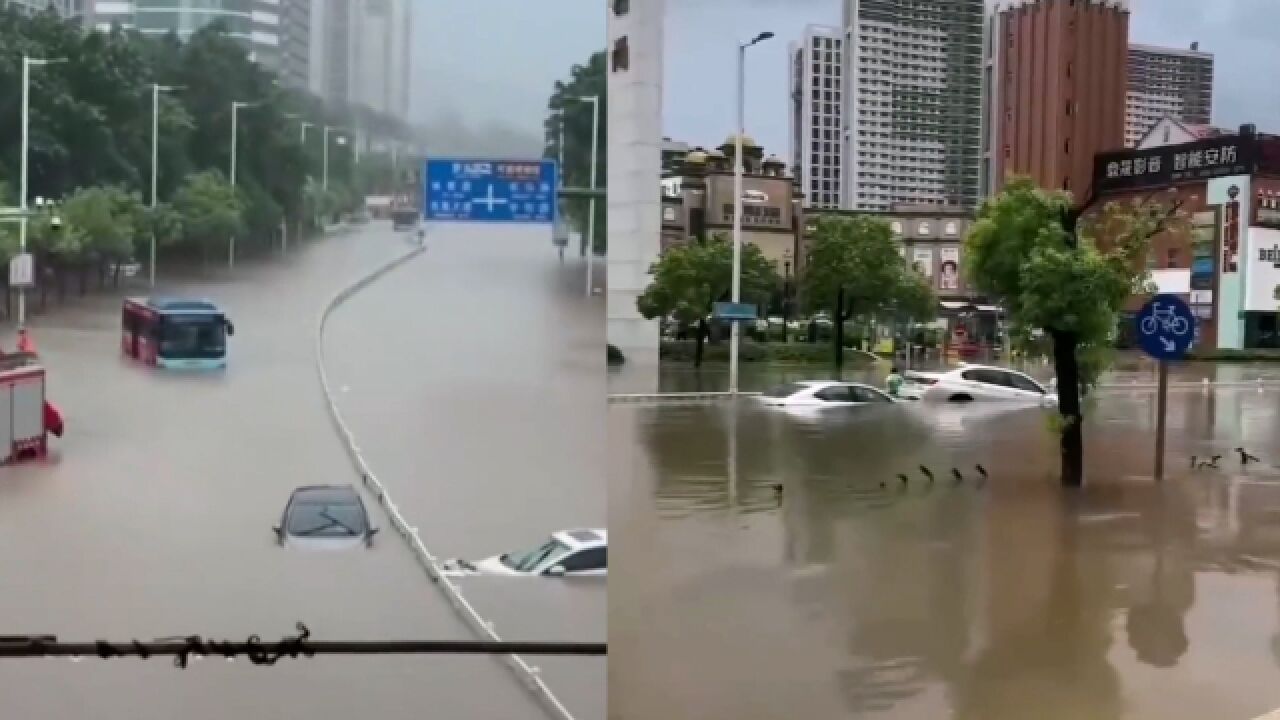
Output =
[
  {"x1": 0, "y1": 225, "x2": 601, "y2": 719},
  {"x1": 609, "y1": 386, "x2": 1280, "y2": 720}
]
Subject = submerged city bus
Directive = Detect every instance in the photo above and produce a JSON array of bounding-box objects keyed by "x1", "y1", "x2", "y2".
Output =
[{"x1": 121, "y1": 297, "x2": 235, "y2": 370}]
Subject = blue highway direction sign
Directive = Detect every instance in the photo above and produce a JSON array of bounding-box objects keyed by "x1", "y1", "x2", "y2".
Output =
[
  {"x1": 1135, "y1": 293, "x2": 1196, "y2": 361},
  {"x1": 424, "y1": 158, "x2": 558, "y2": 224}
]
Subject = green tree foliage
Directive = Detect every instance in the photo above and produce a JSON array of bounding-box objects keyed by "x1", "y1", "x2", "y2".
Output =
[
  {"x1": 636, "y1": 234, "x2": 779, "y2": 367},
  {"x1": 801, "y1": 214, "x2": 936, "y2": 367},
  {"x1": 58, "y1": 185, "x2": 145, "y2": 261},
  {"x1": 544, "y1": 51, "x2": 606, "y2": 255},
  {"x1": 964, "y1": 176, "x2": 1185, "y2": 487},
  {"x1": 175, "y1": 170, "x2": 243, "y2": 256}
]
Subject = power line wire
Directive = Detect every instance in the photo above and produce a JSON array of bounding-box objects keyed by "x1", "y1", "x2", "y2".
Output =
[{"x1": 0, "y1": 623, "x2": 605, "y2": 668}]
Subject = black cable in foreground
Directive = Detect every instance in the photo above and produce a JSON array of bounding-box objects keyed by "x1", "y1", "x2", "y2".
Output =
[{"x1": 0, "y1": 623, "x2": 605, "y2": 668}]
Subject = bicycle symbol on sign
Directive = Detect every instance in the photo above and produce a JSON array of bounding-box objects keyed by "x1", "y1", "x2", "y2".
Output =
[{"x1": 1139, "y1": 303, "x2": 1190, "y2": 336}]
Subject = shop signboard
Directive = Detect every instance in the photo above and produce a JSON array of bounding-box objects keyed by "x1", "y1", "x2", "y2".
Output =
[{"x1": 1093, "y1": 136, "x2": 1257, "y2": 193}]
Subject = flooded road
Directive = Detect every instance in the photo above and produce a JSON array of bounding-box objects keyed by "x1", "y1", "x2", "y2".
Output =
[
  {"x1": 323, "y1": 224, "x2": 606, "y2": 719},
  {"x1": 610, "y1": 386, "x2": 1280, "y2": 720},
  {"x1": 0, "y1": 226, "x2": 537, "y2": 718}
]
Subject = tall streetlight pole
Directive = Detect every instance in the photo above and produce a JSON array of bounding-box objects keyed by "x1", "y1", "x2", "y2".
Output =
[
  {"x1": 229, "y1": 100, "x2": 260, "y2": 271},
  {"x1": 728, "y1": 31, "x2": 774, "y2": 395},
  {"x1": 322, "y1": 125, "x2": 349, "y2": 191},
  {"x1": 18, "y1": 56, "x2": 65, "y2": 328},
  {"x1": 570, "y1": 95, "x2": 600, "y2": 298},
  {"x1": 149, "y1": 83, "x2": 182, "y2": 289}
]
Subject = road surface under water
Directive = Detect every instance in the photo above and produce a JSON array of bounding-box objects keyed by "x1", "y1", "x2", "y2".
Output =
[
  {"x1": 610, "y1": 386, "x2": 1280, "y2": 720},
  {"x1": 0, "y1": 226, "x2": 538, "y2": 718},
  {"x1": 323, "y1": 223, "x2": 606, "y2": 719}
]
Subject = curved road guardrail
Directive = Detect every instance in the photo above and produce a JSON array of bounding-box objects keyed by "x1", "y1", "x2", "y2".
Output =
[{"x1": 315, "y1": 241, "x2": 578, "y2": 720}]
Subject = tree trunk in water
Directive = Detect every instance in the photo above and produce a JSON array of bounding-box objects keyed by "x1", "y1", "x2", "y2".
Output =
[
  {"x1": 1050, "y1": 329, "x2": 1084, "y2": 487},
  {"x1": 113, "y1": 263, "x2": 121, "y2": 288},
  {"x1": 694, "y1": 318, "x2": 707, "y2": 368},
  {"x1": 833, "y1": 287, "x2": 845, "y2": 369}
]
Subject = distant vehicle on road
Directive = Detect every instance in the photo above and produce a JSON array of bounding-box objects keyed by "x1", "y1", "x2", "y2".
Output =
[
  {"x1": 441, "y1": 528, "x2": 608, "y2": 577},
  {"x1": 916, "y1": 363, "x2": 1057, "y2": 406},
  {"x1": 273, "y1": 485, "x2": 380, "y2": 551},
  {"x1": 121, "y1": 297, "x2": 235, "y2": 370},
  {"x1": 759, "y1": 380, "x2": 901, "y2": 408}
]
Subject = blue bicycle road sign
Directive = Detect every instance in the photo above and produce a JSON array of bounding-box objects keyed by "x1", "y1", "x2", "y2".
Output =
[
  {"x1": 1135, "y1": 293, "x2": 1196, "y2": 361},
  {"x1": 423, "y1": 158, "x2": 558, "y2": 224}
]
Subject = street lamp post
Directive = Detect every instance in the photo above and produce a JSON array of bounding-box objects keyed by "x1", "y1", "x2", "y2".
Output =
[
  {"x1": 149, "y1": 83, "x2": 182, "y2": 289},
  {"x1": 782, "y1": 248, "x2": 793, "y2": 344},
  {"x1": 577, "y1": 94, "x2": 600, "y2": 298},
  {"x1": 322, "y1": 125, "x2": 349, "y2": 191},
  {"x1": 729, "y1": 31, "x2": 774, "y2": 395},
  {"x1": 228, "y1": 100, "x2": 260, "y2": 271},
  {"x1": 18, "y1": 56, "x2": 65, "y2": 328}
]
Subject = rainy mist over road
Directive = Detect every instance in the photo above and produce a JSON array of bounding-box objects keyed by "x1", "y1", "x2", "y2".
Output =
[
  {"x1": 0, "y1": 224, "x2": 598, "y2": 718},
  {"x1": 610, "y1": 381, "x2": 1280, "y2": 720}
]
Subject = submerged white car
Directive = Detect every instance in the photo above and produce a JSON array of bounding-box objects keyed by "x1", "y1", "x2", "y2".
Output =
[
  {"x1": 915, "y1": 364, "x2": 1058, "y2": 406},
  {"x1": 759, "y1": 380, "x2": 901, "y2": 407},
  {"x1": 441, "y1": 528, "x2": 607, "y2": 578}
]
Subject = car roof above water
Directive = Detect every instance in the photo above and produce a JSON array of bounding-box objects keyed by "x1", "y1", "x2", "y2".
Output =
[
  {"x1": 554, "y1": 528, "x2": 607, "y2": 549},
  {"x1": 290, "y1": 484, "x2": 362, "y2": 505}
]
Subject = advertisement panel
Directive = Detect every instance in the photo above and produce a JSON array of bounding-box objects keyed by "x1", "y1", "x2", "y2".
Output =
[
  {"x1": 912, "y1": 247, "x2": 933, "y2": 278},
  {"x1": 938, "y1": 247, "x2": 959, "y2": 291},
  {"x1": 1093, "y1": 135, "x2": 1257, "y2": 193},
  {"x1": 708, "y1": 175, "x2": 794, "y2": 231},
  {"x1": 1245, "y1": 227, "x2": 1280, "y2": 311},
  {"x1": 1208, "y1": 175, "x2": 1252, "y2": 349}
]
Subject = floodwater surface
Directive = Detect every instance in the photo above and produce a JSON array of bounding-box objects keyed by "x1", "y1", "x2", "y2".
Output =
[{"x1": 610, "y1": 386, "x2": 1280, "y2": 720}]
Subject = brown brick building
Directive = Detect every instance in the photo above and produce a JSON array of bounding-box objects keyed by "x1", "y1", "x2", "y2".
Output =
[{"x1": 983, "y1": 0, "x2": 1130, "y2": 201}]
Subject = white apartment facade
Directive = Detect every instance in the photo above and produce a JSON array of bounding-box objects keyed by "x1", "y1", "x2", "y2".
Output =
[
  {"x1": 1124, "y1": 42, "x2": 1214, "y2": 148},
  {"x1": 839, "y1": 0, "x2": 984, "y2": 212},
  {"x1": 308, "y1": 0, "x2": 411, "y2": 122},
  {"x1": 789, "y1": 24, "x2": 843, "y2": 209}
]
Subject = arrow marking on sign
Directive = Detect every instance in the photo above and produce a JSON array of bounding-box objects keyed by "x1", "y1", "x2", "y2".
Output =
[{"x1": 1160, "y1": 337, "x2": 1175, "y2": 352}]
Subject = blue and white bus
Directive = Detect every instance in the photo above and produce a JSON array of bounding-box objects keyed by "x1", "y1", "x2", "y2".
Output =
[{"x1": 121, "y1": 297, "x2": 235, "y2": 370}]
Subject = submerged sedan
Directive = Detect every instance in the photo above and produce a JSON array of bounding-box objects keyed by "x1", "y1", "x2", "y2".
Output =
[
  {"x1": 915, "y1": 364, "x2": 1058, "y2": 406},
  {"x1": 442, "y1": 528, "x2": 608, "y2": 578},
  {"x1": 273, "y1": 485, "x2": 380, "y2": 551},
  {"x1": 759, "y1": 380, "x2": 903, "y2": 407}
]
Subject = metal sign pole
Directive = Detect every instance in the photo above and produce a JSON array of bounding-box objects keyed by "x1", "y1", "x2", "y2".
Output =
[{"x1": 1154, "y1": 359, "x2": 1168, "y2": 481}]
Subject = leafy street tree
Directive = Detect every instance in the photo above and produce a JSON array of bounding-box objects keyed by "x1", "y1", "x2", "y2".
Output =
[
  {"x1": 544, "y1": 51, "x2": 606, "y2": 255},
  {"x1": 636, "y1": 234, "x2": 779, "y2": 368},
  {"x1": 174, "y1": 170, "x2": 244, "y2": 267},
  {"x1": 964, "y1": 176, "x2": 1184, "y2": 488},
  {"x1": 802, "y1": 214, "x2": 936, "y2": 367}
]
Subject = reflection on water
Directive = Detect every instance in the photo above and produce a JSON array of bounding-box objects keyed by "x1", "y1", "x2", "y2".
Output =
[{"x1": 610, "y1": 388, "x2": 1280, "y2": 720}]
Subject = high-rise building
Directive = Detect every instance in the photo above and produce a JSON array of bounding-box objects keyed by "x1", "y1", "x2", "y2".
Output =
[
  {"x1": 4, "y1": 0, "x2": 70, "y2": 14},
  {"x1": 76, "y1": 0, "x2": 310, "y2": 88},
  {"x1": 839, "y1": 0, "x2": 984, "y2": 212},
  {"x1": 982, "y1": 0, "x2": 1130, "y2": 201},
  {"x1": 1124, "y1": 42, "x2": 1214, "y2": 148},
  {"x1": 308, "y1": 0, "x2": 412, "y2": 121},
  {"x1": 789, "y1": 24, "x2": 843, "y2": 209}
]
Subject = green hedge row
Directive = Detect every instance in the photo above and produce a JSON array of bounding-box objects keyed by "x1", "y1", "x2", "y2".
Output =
[
  {"x1": 660, "y1": 340, "x2": 881, "y2": 365},
  {"x1": 1185, "y1": 348, "x2": 1280, "y2": 363}
]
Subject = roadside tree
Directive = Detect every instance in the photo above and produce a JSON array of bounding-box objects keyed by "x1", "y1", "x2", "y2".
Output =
[
  {"x1": 637, "y1": 233, "x2": 779, "y2": 367},
  {"x1": 801, "y1": 214, "x2": 936, "y2": 367},
  {"x1": 964, "y1": 176, "x2": 1184, "y2": 488}
]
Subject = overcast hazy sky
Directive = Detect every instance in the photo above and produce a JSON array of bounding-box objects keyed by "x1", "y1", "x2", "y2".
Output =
[
  {"x1": 412, "y1": 0, "x2": 604, "y2": 155},
  {"x1": 664, "y1": 0, "x2": 1279, "y2": 155}
]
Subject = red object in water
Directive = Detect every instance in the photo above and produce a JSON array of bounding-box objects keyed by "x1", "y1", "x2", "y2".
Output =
[
  {"x1": 43, "y1": 401, "x2": 63, "y2": 438},
  {"x1": 16, "y1": 329, "x2": 35, "y2": 354}
]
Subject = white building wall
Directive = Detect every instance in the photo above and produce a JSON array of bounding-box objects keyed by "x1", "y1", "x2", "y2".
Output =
[
  {"x1": 606, "y1": 0, "x2": 663, "y2": 369},
  {"x1": 791, "y1": 25, "x2": 843, "y2": 209}
]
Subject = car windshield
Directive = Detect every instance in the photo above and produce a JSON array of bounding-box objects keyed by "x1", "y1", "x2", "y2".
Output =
[
  {"x1": 764, "y1": 382, "x2": 809, "y2": 398},
  {"x1": 160, "y1": 315, "x2": 226, "y2": 359},
  {"x1": 287, "y1": 501, "x2": 368, "y2": 538},
  {"x1": 500, "y1": 537, "x2": 572, "y2": 573}
]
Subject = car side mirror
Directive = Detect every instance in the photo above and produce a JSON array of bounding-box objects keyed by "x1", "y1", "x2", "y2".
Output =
[
  {"x1": 272, "y1": 525, "x2": 283, "y2": 545},
  {"x1": 365, "y1": 527, "x2": 380, "y2": 547},
  {"x1": 545, "y1": 565, "x2": 566, "y2": 577},
  {"x1": 225, "y1": 321, "x2": 235, "y2": 336}
]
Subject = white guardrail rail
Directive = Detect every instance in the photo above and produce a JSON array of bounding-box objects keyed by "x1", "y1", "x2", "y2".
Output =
[{"x1": 315, "y1": 243, "x2": 577, "y2": 720}]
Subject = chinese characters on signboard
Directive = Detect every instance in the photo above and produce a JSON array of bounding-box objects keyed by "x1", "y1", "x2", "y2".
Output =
[{"x1": 1093, "y1": 137, "x2": 1257, "y2": 193}]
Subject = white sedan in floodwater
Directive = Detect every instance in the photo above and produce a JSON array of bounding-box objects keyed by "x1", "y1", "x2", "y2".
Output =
[
  {"x1": 441, "y1": 529, "x2": 608, "y2": 578},
  {"x1": 759, "y1": 380, "x2": 908, "y2": 407},
  {"x1": 914, "y1": 364, "x2": 1058, "y2": 406}
]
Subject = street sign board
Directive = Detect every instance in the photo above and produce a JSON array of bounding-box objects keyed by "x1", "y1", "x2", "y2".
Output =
[
  {"x1": 1135, "y1": 294, "x2": 1196, "y2": 361},
  {"x1": 9, "y1": 252, "x2": 33, "y2": 288},
  {"x1": 423, "y1": 158, "x2": 558, "y2": 224},
  {"x1": 714, "y1": 302, "x2": 758, "y2": 323}
]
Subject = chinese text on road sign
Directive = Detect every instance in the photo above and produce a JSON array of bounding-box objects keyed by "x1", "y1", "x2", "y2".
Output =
[{"x1": 424, "y1": 158, "x2": 558, "y2": 224}]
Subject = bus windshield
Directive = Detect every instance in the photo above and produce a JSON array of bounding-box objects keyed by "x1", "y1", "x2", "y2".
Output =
[{"x1": 159, "y1": 315, "x2": 226, "y2": 359}]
